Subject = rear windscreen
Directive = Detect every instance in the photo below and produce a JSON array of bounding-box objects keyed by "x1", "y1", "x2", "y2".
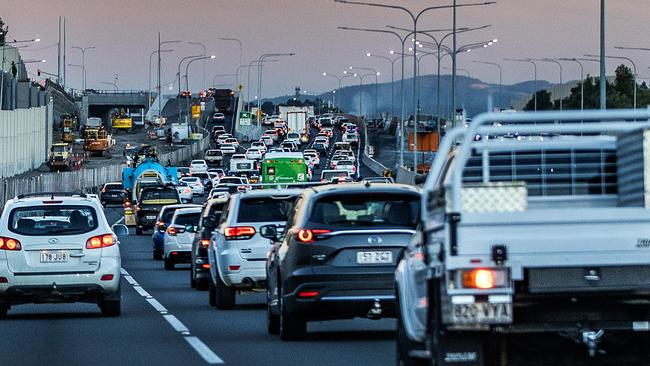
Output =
[
  {"x1": 140, "y1": 189, "x2": 179, "y2": 204},
  {"x1": 173, "y1": 213, "x2": 201, "y2": 226},
  {"x1": 310, "y1": 193, "x2": 420, "y2": 228},
  {"x1": 161, "y1": 208, "x2": 179, "y2": 223},
  {"x1": 237, "y1": 197, "x2": 295, "y2": 222},
  {"x1": 9, "y1": 205, "x2": 98, "y2": 236}
]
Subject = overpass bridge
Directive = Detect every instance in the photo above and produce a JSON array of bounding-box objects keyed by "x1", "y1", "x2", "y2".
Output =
[{"x1": 80, "y1": 90, "x2": 150, "y2": 127}]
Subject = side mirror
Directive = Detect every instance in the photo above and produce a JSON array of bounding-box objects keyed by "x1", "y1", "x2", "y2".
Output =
[
  {"x1": 259, "y1": 225, "x2": 278, "y2": 241},
  {"x1": 185, "y1": 224, "x2": 196, "y2": 233},
  {"x1": 112, "y1": 224, "x2": 129, "y2": 237},
  {"x1": 203, "y1": 217, "x2": 217, "y2": 229}
]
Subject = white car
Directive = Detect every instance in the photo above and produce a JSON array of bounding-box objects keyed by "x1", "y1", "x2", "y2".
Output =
[
  {"x1": 231, "y1": 154, "x2": 246, "y2": 161},
  {"x1": 314, "y1": 137, "x2": 329, "y2": 149},
  {"x1": 285, "y1": 132, "x2": 301, "y2": 146},
  {"x1": 329, "y1": 155, "x2": 349, "y2": 168},
  {"x1": 179, "y1": 177, "x2": 205, "y2": 196},
  {"x1": 260, "y1": 135, "x2": 274, "y2": 146},
  {"x1": 224, "y1": 137, "x2": 239, "y2": 147},
  {"x1": 0, "y1": 192, "x2": 126, "y2": 317},
  {"x1": 217, "y1": 133, "x2": 233, "y2": 145},
  {"x1": 163, "y1": 207, "x2": 202, "y2": 270},
  {"x1": 207, "y1": 189, "x2": 302, "y2": 309},
  {"x1": 189, "y1": 160, "x2": 208, "y2": 173},
  {"x1": 334, "y1": 160, "x2": 357, "y2": 175},
  {"x1": 220, "y1": 144, "x2": 236, "y2": 155},
  {"x1": 176, "y1": 182, "x2": 193, "y2": 203},
  {"x1": 333, "y1": 150, "x2": 355, "y2": 161},
  {"x1": 320, "y1": 169, "x2": 352, "y2": 183},
  {"x1": 342, "y1": 131, "x2": 359, "y2": 145},
  {"x1": 304, "y1": 152, "x2": 320, "y2": 168},
  {"x1": 245, "y1": 147, "x2": 263, "y2": 160},
  {"x1": 250, "y1": 141, "x2": 267, "y2": 154}
]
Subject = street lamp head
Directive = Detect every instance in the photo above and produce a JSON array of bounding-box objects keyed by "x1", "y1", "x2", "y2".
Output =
[
  {"x1": 41, "y1": 59, "x2": 46, "y2": 63},
  {"x1": 390, "y1": 50, "x2": 395, "y2": 55},
  {"x1": 34, "y1": 38, "x2": 41, "y2": 42},
  {"x1": 210, "y1": 55, "x2": 216, "y2": 59},
  {"x1": 348, "y1": 66, "x2": 353, "y2": 70},
  {"x1": 354, "y1": 73, "x2": 358, "y2": 77},
  {"x1": 492, "y1": 39, "x2": 499, "y2": 43},
  {"x1": 366, "y1": 52, "x2": 371, "y2": 57},
  {"x1": 322, "y1": 72, "x2": 327, "y2": 76},
  {"x1": 376, "y1": 72, "x2": 381, "y2": 76}
]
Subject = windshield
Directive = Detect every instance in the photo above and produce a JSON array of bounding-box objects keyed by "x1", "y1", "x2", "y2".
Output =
[
  {"x1": 310, "y1": 193, "x2": 419, "y2": 228},
  {"x1": 9, "y1": 205, "x2": 98, "y2": 236},
  {"x1": 173, "y1": 212, "x2": 201, "y2": 226},
  {"x1": 140, "y1": 189, "x2": 179, "y2": 204},
  {"x1": 206, "y1": 151, "x2": 222, "y2": 156}
]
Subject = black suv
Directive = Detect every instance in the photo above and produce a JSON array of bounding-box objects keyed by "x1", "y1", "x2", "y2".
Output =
[
  {"x1": 135, "y1": 186, "x2": 181, "y2": 235},
  {"x1": 100, "y1": 182, "x2": 126, "y2": 206},
  {"x1": 190, "y1": 197, "x2": 228, "y2": 290},
  {"x1": 264, "y1": 183, "x2": 421, "y2": 340}
]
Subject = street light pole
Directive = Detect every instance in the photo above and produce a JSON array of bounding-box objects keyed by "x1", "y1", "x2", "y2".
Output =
[
  {"x1": 149, "y1": 49, "x2": 173, "y2": 111},
  {"x1": 599, "y1": 0, "x2": 606, "y2": 110},
  {"x1": 586, "y1": 53, "x2": 637, "y2": 109},
  {"x1": 157, "y1": 37, "x2": 181, "y2": 117},
  {"x1": 367, "y1": 53, "x2": 399, "y2": 117},
  {"x1": 559, "y1": 58, "x2": 585, "y2": 110},
  {"x1": 188, "y1": 42, "x2": 207, "y2": 90},
  {"x1": 349, "y1": 66, "x2": 379, "y2": 118},
  {"x1": 504, "y1": 58, "x2": 538, "y2": 111},
  {"x1": 185, "y1": 55, "x2": 216, "y2": 93},
  {"x1": 70, "y1": 45, "x2": 95, "y2": 90},
  {"x1": 67, "y1": 63, "x2": 85, "y2": 89},
  {"x1": 256, "y1": 53, "x2": 295, "y2": 119},
  {"x1": 472, "y1": 60, "x2": 502, "y2": 106},
  {"x1": 212, "y1": 73, "x2": 237, "y2": 87},
  {"x1": 220, "y1": 37, "x2": 243, "y2": 83},
  {"x1": 537, "y1": 58, "x2": 564, "y2": 110}
]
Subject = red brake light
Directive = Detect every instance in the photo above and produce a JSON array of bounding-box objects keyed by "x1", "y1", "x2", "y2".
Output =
[
  {"x1": 167, "y1": 227, "x2": 177, "y2": 236},
  {"x1": 201, "y1": 263, "x2": 210, "y2": 269},
  {"x1": 0, "y1": 237, "x2": 22, "y2": 251},
  {"x1": 200, "y1": 239, "x2": 210, "y2": 248},
  {"x1": 296, "y1": 229, "x2": 331, "y2": 243},
  {"x1": 86, "y1": 234, "x2": 115, "y2": 249},
  {"x1": 224, "y1": 226, "x2": 256, "y2": 239},
  {"x1": 298, "y1": 290, "x2": 320, "y2": 298},
  {"x1": 100, "y1": 274, "x2": 114, "y2": 281}
]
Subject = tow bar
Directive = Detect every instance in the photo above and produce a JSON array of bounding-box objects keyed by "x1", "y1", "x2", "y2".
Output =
[
  {"x1": 367, "y1": 298, "x2": 383, "y2": 320},
  {"x1": 582, "y1": 330, "x2": 605, "y2": 357}
]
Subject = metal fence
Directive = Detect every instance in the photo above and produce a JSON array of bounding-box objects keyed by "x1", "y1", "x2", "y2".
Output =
[{"x1": 0, "y1": 136, "x2": 210, "y2": 208}]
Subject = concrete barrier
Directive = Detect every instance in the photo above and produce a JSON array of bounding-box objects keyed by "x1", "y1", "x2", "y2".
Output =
[
  {"x1": 0, "y1": 105, "x2": 52, "y2": 178},
  {"x1": 359, "y1": 119, "x2": 389, "y2": 176}
]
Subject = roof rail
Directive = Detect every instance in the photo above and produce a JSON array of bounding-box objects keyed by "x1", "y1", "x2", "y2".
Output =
[{"x1": 16, "y1": 192, "x2": 87, "y2": 200}]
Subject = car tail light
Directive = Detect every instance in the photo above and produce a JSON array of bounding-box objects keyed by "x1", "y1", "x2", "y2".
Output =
[
  {"x1": 0, "y1": 277, "x2": 7, "y2": 283},
  {"x1": 298, "y1": 290, "x2": 320, "y2": 298},
  {"x1": 460, "y1": 269, "x2": 507, "y2": 289},
  {"x1": 167, "y1": 227, "x2": 185, "y2": 236},
  {"x1": 201, "y1": 263, "x2": 210, "y2": 269},
  {"x1": 224, "y1": 226, "x2": 256, "y2": 240},
  {"x1": 100, "y1": 274, "x2": 114, "y2": 281},
  {"x1": 200, "y1": 239, "x2": 210, "y2": 248},
  {"x1": 228, "y1": 265, "x2": 240, "y2": 271},
  {"x1": 0, "y1": 237, "x2": 22, "y2": 251},
  {"x1": 296, "y1": 229, "x2": 331, "y2": 243},
  {"x1": 86, "y1": 234, "x2": 115, "y2": 249}
]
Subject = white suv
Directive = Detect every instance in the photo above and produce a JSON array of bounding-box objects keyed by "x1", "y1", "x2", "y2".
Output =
[
  {"x1": 163, "y1": 206, "x2": 202, "y2": 270},
  {"x1": 207, "y1": 189, "x2": 301, "y2": 309},
  {"x1": 0, "y1": 192, "x2": 127, "y2": 317}
]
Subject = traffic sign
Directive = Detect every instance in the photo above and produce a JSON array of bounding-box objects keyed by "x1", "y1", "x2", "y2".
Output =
[
  {"x1": 192, "y1": 105, "x2": 201, "y2": 119},
  {"x1": 200, "y1": 102, "x2": 206, "y2": 111},
  {"x1": 240, "y1": 112, "x2": 252, "y2": 126}
]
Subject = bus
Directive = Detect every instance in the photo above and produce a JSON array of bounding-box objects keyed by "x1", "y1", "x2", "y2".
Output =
[{"x1": 261, "y1": 152, "x2": 308, "y2": 185}]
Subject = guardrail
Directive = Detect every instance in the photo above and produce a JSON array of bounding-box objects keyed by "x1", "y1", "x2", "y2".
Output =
[
  {"x1": 359, "y1": 119, "x2": 389, "y2": 176},
  {"x1": 0, "y1": 136, "x2": 211, "y2": 208}
]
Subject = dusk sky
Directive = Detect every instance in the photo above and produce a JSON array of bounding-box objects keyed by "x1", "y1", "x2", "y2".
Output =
[{"x1": 2, "y1": 0, "x2": 649, "y2": 97}]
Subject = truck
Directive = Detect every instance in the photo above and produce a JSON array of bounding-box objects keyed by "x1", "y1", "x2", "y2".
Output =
[
  {"x1": 395, "y1": 109, "x2": 650, "y2": 366},
  {"x1": 214, "y1": 89, "x2": 234, "y2": 115},
  {"x1": 122, "y1": 157, "x2": 179, "y2": 204},
  {"x1": 83, "y1": 127, "x2": 109, "y2": 157},
  {"x1": 286, "y1": 110, "x2": 308, "y2": 135},
  {"x1": 47, "y1": 142, "x2": 74, "y2": 171},
  {"x1": 278, "y1": 106, "x2": 314, "y2": 123},
  {"x1": 61, "y1": 115, "x2": 77, "y2": 142},
  {"x1": 111, "y1": 110, "x2": 133, "y2": 132}
]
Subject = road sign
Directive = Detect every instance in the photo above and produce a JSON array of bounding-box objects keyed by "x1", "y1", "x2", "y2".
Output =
[
  {"x1": 200, "y1": 102, "x2": 206, "y2": 111},
  {"x1": 192, "y1": 105, "x2": 201, "y2": 119},
  {"x1": 240, "y1": 112, "x2": 252, "y2": 126}
]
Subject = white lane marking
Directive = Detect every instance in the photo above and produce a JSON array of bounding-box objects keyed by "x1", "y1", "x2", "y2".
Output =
[
  {"x1": 163, "y1": 314, "x2": 190, "y2": 333},
  {"x1": 146, "y1": 298, "x2": 168, "y2": 313},
  {"x1": 185, "y1": 336, "x2": 224, "y2": 364},
  {"x1": 124, "y1": 275, "x2": 137, "y2": 285},
  {"x1": 132, "y1": 285, "x2": 151, "y2": 298},
  {"x1": 120, "y1": 268, "x2": 129, "y2": 275}
]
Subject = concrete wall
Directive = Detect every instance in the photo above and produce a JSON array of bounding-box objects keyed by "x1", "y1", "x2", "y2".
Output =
[{"x1": 0, "y1": 105, "x2": 52, "y2": 178}]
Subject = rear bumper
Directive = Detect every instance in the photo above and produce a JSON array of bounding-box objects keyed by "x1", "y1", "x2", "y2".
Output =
[
  {"x1": 164, "y1": 241, "x2": 192, "y2": 261},
  {"x1": 136, "y1": 215, "x2": 157, "y2": 229},
  {"x1": 283, "y1": 271, "x2": 397, "y2": 320}
]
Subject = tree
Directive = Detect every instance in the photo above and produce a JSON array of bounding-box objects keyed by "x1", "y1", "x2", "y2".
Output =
[
  {"x1": 523, "y1": 90, "x2": 553, "y2": 111},
  {"x1": 261, "y1": 101, "x2": 275, "y2": 115},
  {"x1": 0, "y1": 17, "x2": 7, "y2": 45}
]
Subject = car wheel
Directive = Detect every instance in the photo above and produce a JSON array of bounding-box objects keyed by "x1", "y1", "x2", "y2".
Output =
[
  {"x1": 396, "y1": 313, "x2": 429, "y2": 366},
  {"x1": 267, "y1": 286, "x2": 280, "y2": 335},
  {"x1": 196, "y1": 279, "x2": 209, "y2": 291},
  {"x1": 99, "y1": 288, "x2": 121, "y2": 317},
  {"x1": 153, "y1": 250, "x2": 163, "y2": 260},
  {"x1": 164, "y1": 257, "x2": 175, "y2": 270},
  {"x1": 209, "y1": 279, "x2": 217, "y2": 306},
  {"x1": 279, "y1": 286, "x2": 306, "y2": 341},
  {"x1": 0, "y1": 302, "x2": 10, "y2": 319},
  {"x1": 214, "y1": 273, "x2": 236, "y2": 310},
  {"x1": 190, "y1": 266, "x2": 197, "y2": 288}
]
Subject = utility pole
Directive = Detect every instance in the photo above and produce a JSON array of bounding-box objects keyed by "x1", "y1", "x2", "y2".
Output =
[
  {"x1": 599, "y1": 0, "x2": 606, "y2": 109},
  {"x1": 157, "y1": 32, "x2": 161, "y2": 117},
  {"x1": 57, "y1": 16, "x2": 61, "y2": 84},
  {"x1": 63, "y1": 17, "x2": 66, "y2": 88}
]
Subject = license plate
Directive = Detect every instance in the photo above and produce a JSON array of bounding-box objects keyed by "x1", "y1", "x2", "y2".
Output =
[
  {"x1": 356, "y1": 251, "x2": 392, "y2": 264},
  {"x1": 40, "y1": 251, "x2": 69, "y2": 263},
  {"x1": 146, "y1": 215, "x2": 157, "y2": 219},
  {"x1": 452, "y1": 303, "x2": 512, "y2": 324}
]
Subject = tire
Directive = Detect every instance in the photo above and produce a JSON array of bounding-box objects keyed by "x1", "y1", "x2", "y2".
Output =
[
  {"x1": 279, "y1": 286, "x2": 306, "y2": 341},
  {"x1": 0, "y1": 302, "x2": 10, "y2": 319},
  {"x1": 190, "y1": 266, "x2": 197, "y2": 288},
  {"x1": 209, "y1": 278, "x2": 217, "y2": 307},
  {"x1": 196, "y1": 279, "x2": 209, "y2": 291},
  {"x1": 99, "y1": 289, "x2": 121, "y2": 317},
  {"x1": 267, "y1": 285, "x2": 280, "y2": 335},
  {"x1": 396, "y1": 313, "x2": 428, "y2": 366},
  {"x1": 153, "y1": 250, "x2": 163, "y2": 261},
  {"x1": 164, "y1": 257, "x2": 175, "y2": 270},
  {"x1": 214, "y1": 274, "x2": 236, "y2": 310}
]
